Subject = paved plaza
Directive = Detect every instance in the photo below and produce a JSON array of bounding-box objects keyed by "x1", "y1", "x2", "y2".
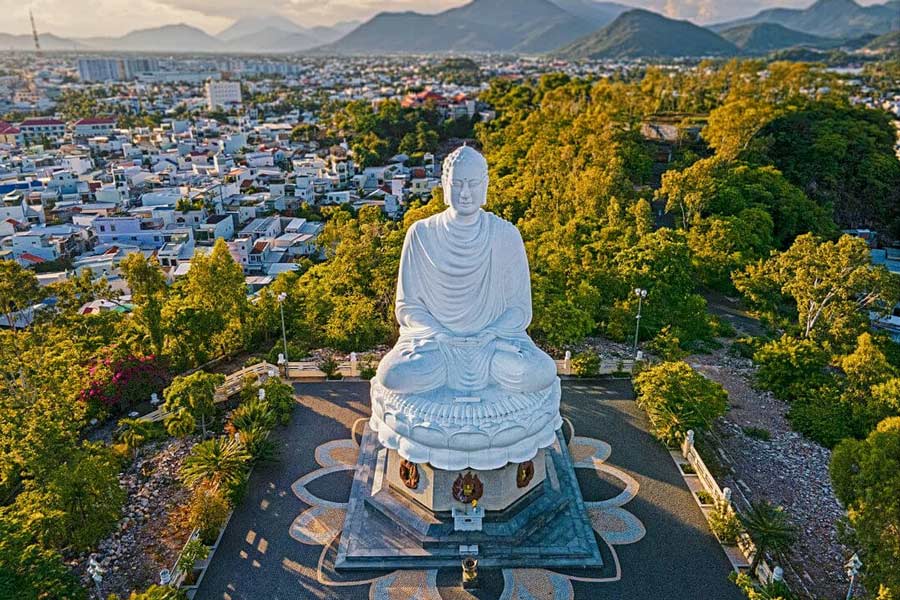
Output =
[{"x1": 194, "y1": 380, "x2": 744, "y2": 600}]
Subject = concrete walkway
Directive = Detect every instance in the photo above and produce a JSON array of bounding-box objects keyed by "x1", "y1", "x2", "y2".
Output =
[{"x1": 194, "y1": 380, "x2": 744, "y2": 600}]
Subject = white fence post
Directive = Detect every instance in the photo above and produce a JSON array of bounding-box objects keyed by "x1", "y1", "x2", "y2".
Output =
[{"x1": 682, "y1": 430, "x2": 695, "y2": 459}]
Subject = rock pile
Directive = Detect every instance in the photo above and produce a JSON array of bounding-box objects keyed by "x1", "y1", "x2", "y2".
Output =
[
  {"x1": 78, "y1": 437, "x2": 196, "y2": 598},
  {"x1": 690, "y1": 349, "x2": 850, "y2": 600}
]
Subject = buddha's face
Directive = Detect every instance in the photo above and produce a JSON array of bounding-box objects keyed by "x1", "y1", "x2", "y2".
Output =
[{"x1": 444, "y1": 156, "x2": 487, "y2": 218}]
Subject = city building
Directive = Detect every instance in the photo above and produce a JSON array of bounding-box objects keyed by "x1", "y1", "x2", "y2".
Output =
[{"x1": 206, "y1": 80, "x2": 242, "y2": 110}]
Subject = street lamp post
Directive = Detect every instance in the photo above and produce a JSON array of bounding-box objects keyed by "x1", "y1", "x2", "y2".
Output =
[
  {"x1": 277, "y1": 292, "x2": 289, "y2": 365},
  {"x1": 633, "y1": 288, "x2": 647, "y2": 358},
  {"x1": 845, "y1": 553, "x2": 862, "y2": 600}
]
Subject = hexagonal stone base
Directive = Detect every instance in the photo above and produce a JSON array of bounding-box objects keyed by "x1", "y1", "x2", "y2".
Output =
[{"x1": 334, "y1": 426, "x2": 602, "y2": 570}]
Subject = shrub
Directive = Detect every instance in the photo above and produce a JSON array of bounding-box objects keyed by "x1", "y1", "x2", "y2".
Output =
[
  {"x1": 266, "y1": 341, "x2": 310, "y2": 365},
  {"x1": 731, "y1": 572, "x2": 798, "y2": 600},
  {"x1": 696, "y1": 490, "x2": 715, "y2": 505},
  {"x1": 187, "y1": 483, "x2": 231, "y2": 545},
  {"x1": 260, "y1": 377, "x2": 295, "y2": 425},
  {"x1": 165, "y1": 408, "x2": 197, "y2": 438},
  {"x1": 571, "y1": 351, "x2": 600, "y2": 377},
  {"x1": 679, "y1": 462, "x2": 696, "y2": 474},
  {"x1": 180, "y1": 437, "x2": 251, "y2": 500},
  {"x1": 741, "y1": 426, "x2": 771, "y2": 441},
  {"x1": 359, "y1": 358, "x2": 377, "y2": 380},
  {"x1": 78, "y1": 353, "x2": 170, "y2": 415},
  {"x1": 786, "y1": 384, "x2": 854, "y2": 448},
  {"x1": 754, "y1": 335, "x2": 829, "y2": 400},
  {"x1": 634, "y1": 361, "x2": 729, "y2": 445},
  {"x1": 738, "y1": 500, "x2": 796, "y2": 572},
  {"x1": 707, "y1": 500, "x2": 744, "y2": 545},
  {"x1": 111, "y1": 586, "x2": 187, "y2": 600},
  {"x1": 710, "y1": 315, "x2": 737, "y2": 339},
  {"x1": 319, "y1": 356, "x2": 342, "y2": 380},
  {"x1": 177, "y1": 539, "x2": 209, "y2": 584},
  {"x1": 647, "y1": 326, "x2": 687, "y2": 361},
  {"x1": 730, "y1": 336, "x2": 758, "y2": 360},
  {"x1": 116, "y1": 418, "x2": 165, "y2": 457}
]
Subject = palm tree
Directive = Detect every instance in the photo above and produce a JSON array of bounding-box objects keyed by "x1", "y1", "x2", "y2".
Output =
[
  {"x1": 231, "y1": 397, "x2": 275, "y2": 432},
  {"x1": 180, "y1": 437, "x2": 250, "y2": 493},
  {"x1": 739, "y1": 500, "x2": 797, "y2": 571},
  {"x1": 236, "y1": 424, "x2": 278, "y2": 463},
  {"x1": 120, "y1": 428, "x2": 145, "y2": 459}
]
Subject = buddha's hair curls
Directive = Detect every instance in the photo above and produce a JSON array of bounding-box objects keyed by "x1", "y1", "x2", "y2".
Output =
[{"x1": 441, "y1": 145, "x2": 489, "y2": 192}]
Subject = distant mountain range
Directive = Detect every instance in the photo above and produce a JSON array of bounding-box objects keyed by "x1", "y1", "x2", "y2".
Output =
[
  {"x1": 711, "y1": 0, "x2": 899, "y2": 39},
  {"x1": 557, "y1": 9, "x2": 738, "y2": 59},
  {"x1": 315, "y1": 0, "x2": 631, "y2": 54},
  {"x1": 719, "y1": 22, "x2": 830, "y2": 54},
  {"x1": 321, "y1": 0, "x2": 896, "y2": 56},
  {"x1": 0, "y1": 16, "x2": 358, "y2": 53},
  {"x1": 0, "y1": 0, "x2": 895, "y2": 57}
]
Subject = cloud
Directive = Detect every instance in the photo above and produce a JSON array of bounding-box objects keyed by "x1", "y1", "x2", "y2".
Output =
[
  {"x1": 150, "y1": 0, "x2": 466, "y2": 27},
  {"x1": 4, "y1": 0, "x2": 891, "y2": 37}
]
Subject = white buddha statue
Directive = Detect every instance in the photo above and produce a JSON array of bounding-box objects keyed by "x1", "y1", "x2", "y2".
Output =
[
  {"x1": 375, "y1": 145, "x2": 557, "y2": 395},
  {"x1": 370, "y1": 146, "x2": 561, "y2": 471}
]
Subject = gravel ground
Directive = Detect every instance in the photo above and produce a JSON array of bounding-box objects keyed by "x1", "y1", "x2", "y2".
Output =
[
  {"x1": 688, "y1": 349, "x2": 852, "y2": 600},
  {"x1": 76, "y1": 437, "x2": 197, "y2": 599}
]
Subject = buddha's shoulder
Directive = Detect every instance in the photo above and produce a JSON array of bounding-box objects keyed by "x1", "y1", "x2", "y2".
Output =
[{"x1": 484, "y1": 212, "x2": 523, "y2": 240}]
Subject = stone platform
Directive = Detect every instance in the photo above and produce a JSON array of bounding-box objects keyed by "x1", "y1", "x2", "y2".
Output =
[{"x1": 335, "y1": 425, "x2": 602, "y2": 570}]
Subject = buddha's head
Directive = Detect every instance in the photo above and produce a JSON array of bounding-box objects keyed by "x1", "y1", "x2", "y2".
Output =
[{"x1": 442, "y1": 145, "x2": 488, "y2": 218}]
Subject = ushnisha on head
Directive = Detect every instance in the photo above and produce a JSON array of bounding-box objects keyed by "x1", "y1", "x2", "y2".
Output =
[{"x1": 442, "y1": 145, "x2": 489, "y2": 217}]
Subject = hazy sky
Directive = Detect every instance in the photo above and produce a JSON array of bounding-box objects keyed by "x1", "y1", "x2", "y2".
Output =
[{"x1": 4, "y1": 0, "x2": 890, "y2": 38}]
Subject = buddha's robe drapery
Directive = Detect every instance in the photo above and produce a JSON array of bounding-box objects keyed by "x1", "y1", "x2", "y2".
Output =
[{"x1": 375, "y1": 209, "x2": 557, "y2": 394}]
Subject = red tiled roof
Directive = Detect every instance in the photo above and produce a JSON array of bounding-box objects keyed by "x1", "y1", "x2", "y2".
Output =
[
  {"x1": 19, "y1": 118, "x2": 64, "y2": 126},
  {"x1": 0, "y1": 123, "x2": 20, "y2": 134},
  {"x1": 252, "y1": 241, "x2": 268, "y2": 253},
  {"x1": 20, "y1": 252, "x2": 46, "y2": 263}
]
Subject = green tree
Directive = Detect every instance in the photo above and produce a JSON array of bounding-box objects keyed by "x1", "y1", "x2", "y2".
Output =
[
  {"x1": 703, "y1": 97, "x2": 779, "y2": 160},
  {"x1": 0, "y1": 509, "x2": 85, "y2": 600},
  {"x1": 120, "y1": 253, "x2": 168, "y2": 356},
  {"x1": 608, "y1": 228, "x2": 712, "y2": 345},
  {"x1": 738, "y1": 500, "x2": 797, "y2": 571},
  {"x1": 633, "y1": 361, "x2": 728, "y2": 444},
  {"x1": 658, "y1": 157, "x2": 832, "y2": 247},
  {"x1": 163, "y1": 372, "x2": 225, "y2": 437},
  {"x1": 750, "y1": 101, "x2": 900, "y2": 235},
  {"x1": 735, "y1": 234, "x2": 899, "y2": 351},
  {"x1": 178, "y1": 239, "x2": 249, "y2": 359},
  {"x1": 830, "y1": 417, "x2": 900, "y2": 597},
  {"x1": 753, "y1": 335, "x2": 830, "y2": 400},
  {"x1": 14, "y1": 442, "x2": 125, "y2": 551},
  {"x1": 686, "y1": 210, "x2": 774, "y2": 291},
  {"x1": 0, "y1": 258, "x2": 42, "y2": 336}
]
